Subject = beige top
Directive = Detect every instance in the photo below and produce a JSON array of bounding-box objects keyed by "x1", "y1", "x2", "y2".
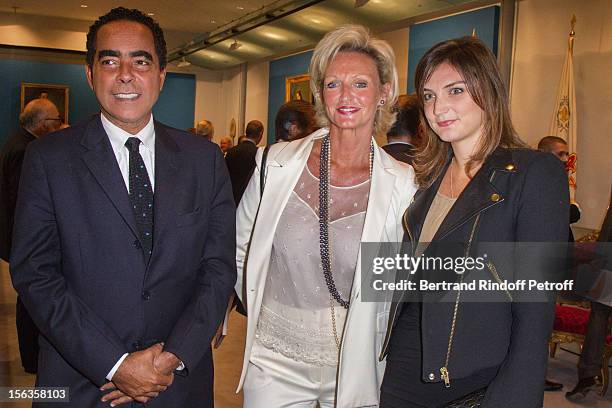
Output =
[
  {"x1": 256, "y1": 164, "x2": 370, "y2": 366},
  {"x1": 417, "y1": 192, "x2": 457, "y2": 251}
]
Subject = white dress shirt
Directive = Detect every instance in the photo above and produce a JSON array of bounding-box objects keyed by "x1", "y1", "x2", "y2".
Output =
[
  {"x1": 101, "y1": 113, "x2": 156, "y2": 380},
  {"x1": 101, "y1": 113, "x2": 156, "y2": 192},
  {"x1": 100, "y1": 113, "x2": 185, "y2": 381}
]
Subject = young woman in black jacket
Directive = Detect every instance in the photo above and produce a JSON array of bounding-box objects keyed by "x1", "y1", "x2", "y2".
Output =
[{"x1": 380, "y1": 37, "x2": 569, "y2": 407}]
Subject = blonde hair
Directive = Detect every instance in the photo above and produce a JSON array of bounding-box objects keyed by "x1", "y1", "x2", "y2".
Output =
[
  {"x1": 220, "y1": 135, "x2": 233, "y2": 145},
  {"x1": 309, "y1": 25, "x2": 399, "y2": 136},
  {"x1": 196, "y1": 120, "x2": 214, "y2": 140},
  {"x1": 413, "y1": 37, "x2": 527, "y2": 187}
]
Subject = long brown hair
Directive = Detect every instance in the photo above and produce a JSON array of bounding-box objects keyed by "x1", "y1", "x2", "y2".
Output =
[{"x1": 413, "y1": 36, "x2": 527, "y2": 188}]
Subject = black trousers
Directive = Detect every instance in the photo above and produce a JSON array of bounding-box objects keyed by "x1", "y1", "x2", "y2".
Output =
[
  {"x1": 16, "y1": 296, "x2": 39, "y2": 373},
  {"x1": 578, "y1": 301, "x2": 611, "y2": 378}
]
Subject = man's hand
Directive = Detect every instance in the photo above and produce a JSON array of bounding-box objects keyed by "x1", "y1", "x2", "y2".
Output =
[
  {"x1": 105, "y1": 343, "x2": 173, "y2": 402},
  {"x1": 153, "y1": 350, "x2": 181, "y2": 375}
]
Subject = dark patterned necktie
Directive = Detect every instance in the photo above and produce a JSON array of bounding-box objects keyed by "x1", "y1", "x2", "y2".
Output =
[{"x1": 125, "y1": 137, "x2": 154, "y2": 261}]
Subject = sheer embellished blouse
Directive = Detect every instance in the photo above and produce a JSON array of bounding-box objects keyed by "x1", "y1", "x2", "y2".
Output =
[{"x1": 255, "y1": 163, "x2": 370, "y2": 366}]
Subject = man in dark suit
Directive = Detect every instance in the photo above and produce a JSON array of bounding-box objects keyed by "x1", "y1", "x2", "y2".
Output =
[
  {"x1": 538, "y1": 136, "x2": 581, "y2": 241},
  {"x1": 383, "y1": 94, "x2": 420, "y2": 165},
  {"x1": 225, "y1": 120, "x2": 264, "y2": 204},
  {"x1": 1, "y1": 98, "x2": 61, "y2": 374},
  {"x1": 566, "y1": 191, "x2": 612, "y2": 401},
  {"x1": 537, "y1": 135, "x2": 582, "y2": 391},
  {"x1": 9, "y1": 7, "x2": 236, "y2": 407}
]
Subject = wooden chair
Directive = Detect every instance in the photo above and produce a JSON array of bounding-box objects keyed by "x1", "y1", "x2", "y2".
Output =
[{"x1": 550, "y1": 303, "x2": 612, "y2": 396}]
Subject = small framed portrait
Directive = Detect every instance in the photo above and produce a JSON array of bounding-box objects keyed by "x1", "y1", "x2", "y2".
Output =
[
  {"x1": 285, "y1": 74, "x2": 313, "y2": 103},
  {"x1": 21, "y1": 83, "x2": 70, "y2": 125}
]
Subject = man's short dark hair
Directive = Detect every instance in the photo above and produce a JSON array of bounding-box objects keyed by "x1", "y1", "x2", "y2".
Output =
[
  {"x1": 245, "y1": 120, "x2": 264, "y2": 140},
  {"x1": 537, "y1": 136, "x2": 567, "y2": 151},
  {"x1": 387, "y1": 94, "x2": 421, "y2": 140},
  {"x1": 86, "y1": 7, "x2": 167, "y2": 70}
]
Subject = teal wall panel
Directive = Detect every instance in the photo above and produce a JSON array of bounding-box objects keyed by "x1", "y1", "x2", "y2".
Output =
[
  {"x1": 407, "y1": 6, "x2": 500, "y2": 93},
  {"x1": 0, "y1": 57, "x2": 195, "y2": 144}
]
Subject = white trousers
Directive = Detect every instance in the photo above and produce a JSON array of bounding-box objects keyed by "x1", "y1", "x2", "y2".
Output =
[{"x1": 243, "y1": 341, "x2": 337, "y2": 408}]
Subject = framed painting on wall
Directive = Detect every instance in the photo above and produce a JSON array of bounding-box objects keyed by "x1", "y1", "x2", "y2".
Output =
[
  {"x1": 285, "y1": 74, "x2": 313, "y2": 103},
  {"x1": 21, "y1": 82, "x2": 70, "y2": 125}
]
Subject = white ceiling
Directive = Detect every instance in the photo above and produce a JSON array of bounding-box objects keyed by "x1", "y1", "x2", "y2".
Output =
[{"x1": 0, "y1": 0, "x2": 481, "y2": 69}]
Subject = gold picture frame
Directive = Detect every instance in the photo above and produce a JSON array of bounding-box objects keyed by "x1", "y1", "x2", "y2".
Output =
[
  {"x1": 285, "y1": 74, "x2": 312, "y2": 103},
  {"x1": 21, "y1": 82, "x2": 70, "y2": 125}
]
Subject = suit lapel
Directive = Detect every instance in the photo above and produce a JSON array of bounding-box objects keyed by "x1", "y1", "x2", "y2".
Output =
[
  {"x1": 408, "y1": 150, "x2": 508, "y2": 244},
  {"x1": 432, "y1": 151, "x2": 508, "y2": 241},
  {"x1": 151, "y1": 122, "x2": 180, "y2": 260},
  {"x1": 359, "y1": 147, "x2": 395, "y2": 243},
  {"x1": 406, "y1": 176, "x2": 442, "y2": 246},
  {"x1": 433, "y1": 171, "x2": 501, "y2": 241},
  {"x1": 80, "y1": 116, "x2": 139, "y2": 239},
  {"x1": 351, "y1": 145, "x2": 395, "y2": 302}
]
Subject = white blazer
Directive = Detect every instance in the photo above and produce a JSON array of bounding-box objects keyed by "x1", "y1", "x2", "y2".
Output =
[{"x1": 235, "y1": 128, "x2": 417, "y2": 407}]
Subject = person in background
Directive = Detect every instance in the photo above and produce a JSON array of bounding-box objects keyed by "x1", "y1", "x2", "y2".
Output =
[
  {"x1": 0, "y1": 97, "x2": 61, "y2": 375},
  {"x1": 383, "y1": 94, "x2": 421, "y2": 165},
  {"x1": 9, "y1": 8, "x2": 235, "y2": 407},
  {"x1": 566, "y1": 190, "x2": 612, "y2": 401},
  {"x1": 224, "y1": 120, "x2": 264, "y2": 205},
  {"x1": 538, "y1": 135, "x2": 581, "y2": 241},
  {"x1": 537, "y1": 135, "x2": 582, "y2": 391},
  {"x1": 274, "y1": 99, "x2": 317, "y2": 142},
  {"x1": 234, "y1": 25, "x2": 416, "y2": 408},
  {"x1": 219, "y1": 135, "x2": 234, "y2": 155},
  {"x1": 196, "y1": 119, "x2": 214, "y2": 141},
  {"x1": 380, "y1": 36, "x2": 568, "y2": 407}
]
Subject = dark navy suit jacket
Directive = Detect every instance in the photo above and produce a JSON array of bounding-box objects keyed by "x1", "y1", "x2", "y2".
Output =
[
  {"x1": 0, "y1": 127, "x2": 36, "y2": 261},
  {"x1": 10, "y1": 115, "x2": 236, "y2": 407}
]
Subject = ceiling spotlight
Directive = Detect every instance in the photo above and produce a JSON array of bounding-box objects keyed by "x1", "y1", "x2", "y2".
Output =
[
  {"x1": 354, "y1": 0, "x2": 369, "y2": 8},
  {"x1": 177, "y1": 57, "x2": 191, "y2": 68},
  {"x1": 80, "y1": 4, "x2": 88, "y2": 7},
  {"x1": 147, "y1": 12, "x2": 155, "y2": 16},
  {"x1": 229, "y1": 40, "x2": 242, "y2": 51}
]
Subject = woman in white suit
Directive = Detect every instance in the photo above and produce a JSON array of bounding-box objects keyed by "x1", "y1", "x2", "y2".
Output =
[{"x1": 234, "y1": 25, "x2": 417, "y2": 408}]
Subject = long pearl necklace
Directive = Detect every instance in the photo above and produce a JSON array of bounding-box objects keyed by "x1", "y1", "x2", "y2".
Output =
[{"x1": 319, "y1": 135, "x2": 373, "y2": 348}]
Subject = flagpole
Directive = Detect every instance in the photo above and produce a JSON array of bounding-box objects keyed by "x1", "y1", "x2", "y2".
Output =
[{"x1": 549, "y1": 15, "x2": 578, "y2": 201}]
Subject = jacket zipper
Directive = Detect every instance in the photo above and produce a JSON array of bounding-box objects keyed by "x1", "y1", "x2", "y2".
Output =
[
  {"x1": 440, "y1": 212, "x2": 481, "y2": 387},
  {"x1": 487, "y1": 261, "x2": 513, "y2": 301},
  {"x1": 440, "y1": 169, "x2": 504, "y2": 387}
]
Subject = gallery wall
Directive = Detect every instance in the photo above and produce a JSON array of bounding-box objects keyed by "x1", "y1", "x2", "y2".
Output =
[
  {"x1": 267, "y1": 51, "x2": 314, "y2": 144},
  {"x1": 407, "y1": 5, "x2": 500, "y2": 93},
  {"x1": 510, "y1": 0, "x2": 612, "y2": 230},
  {"x1": 245, "y1": 61, "x2": 270, "y2": 144},
  {"x1": 0, "y1": 56, "x2": 196, "y2": 145},
  {"x1": 1, "y1": 1, "x2": 609, "y2": 231},
  {"x1": 0, "y1": 58, "x2": 97, "y2": 144}
]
